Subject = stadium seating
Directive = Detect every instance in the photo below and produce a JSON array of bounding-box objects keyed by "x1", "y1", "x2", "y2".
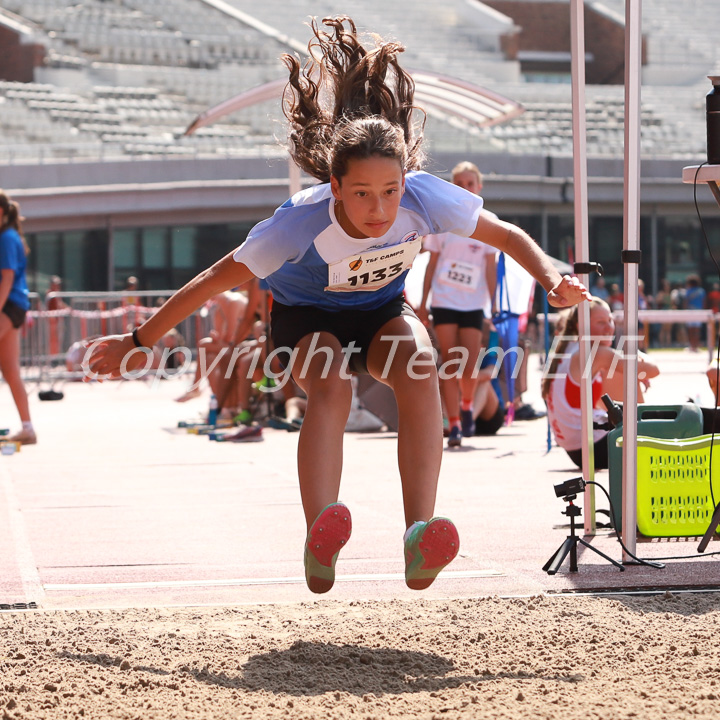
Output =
[{"x1": 0, "y1": 0, "x2": 718, "y2": 162}]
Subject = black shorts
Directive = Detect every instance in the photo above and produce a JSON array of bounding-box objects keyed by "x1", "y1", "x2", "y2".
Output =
[
  {"x1": 566, "y1": 435, "x2": 610, "y2": 471},
  {"x1": 431, "y1": 307, "x2": 484, "y2": 330},
  {"x1": 2, "y1": 299, "x2": 27, "y2": 329},
  {"x1": 702, "y1": 406, "x2": 720, "y2": 434},
  {"x1": 270, "y1": 295, "x2": 417, "y2": 374},
  {"x1": 474, "y1": 403, "x2": 506, "y2": 436}
]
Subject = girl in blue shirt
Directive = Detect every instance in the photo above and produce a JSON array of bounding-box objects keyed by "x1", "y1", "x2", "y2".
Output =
[
  {"x1": 87, "y1": 16, "x2": 590, "y2": 594},
  {"x1": 0, "y1": 191, "x2": 36, "y2": 445}
]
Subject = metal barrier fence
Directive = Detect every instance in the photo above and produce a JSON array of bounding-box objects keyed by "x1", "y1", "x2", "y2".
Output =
[
  {"x1": 19, "y1": 290, "x2": 214, "y2": 385},
  {"x1": 19, "y1": 292, "x2": 44, "y2": 384},
  {"x1": 538, "y1": 309, "x2": 718, "y2": 361}
]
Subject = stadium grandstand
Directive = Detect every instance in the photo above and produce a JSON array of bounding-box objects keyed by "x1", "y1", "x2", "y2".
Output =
[{"x1": 0, "y1": 0, "x2": 719, "y2": 294}]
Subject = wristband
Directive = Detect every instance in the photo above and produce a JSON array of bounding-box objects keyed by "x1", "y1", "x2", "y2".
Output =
[{"x1": 131, "y1": 328, "x2": 148, "y2": 348}]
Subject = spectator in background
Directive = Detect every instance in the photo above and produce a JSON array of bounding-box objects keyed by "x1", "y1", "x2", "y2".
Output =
[
  {"x1": 0, "y1": 191, "x2": 36, "y2": 445},
  {"x1": 176, "y1": 282, "x2": 260, "y2": 402},
  {"x1": 708, "y1": 282, "x2": 720, "y2": 314},
  {"x1": 45, "y1": 275, "x2": 64, "y2": 307},
  {"x1": 707, "y1": 282, "x2": 720, "y2": 345},
  {"x1": 608, "y1": 283, "x2": 624, "y2": 312},
  {"x1": 671, "y1": 281, "x2": 688, "y2": 347},
  {"x1": 471, "y1": 319, "x2": 506, "y2": 434},
  {"x1": 543, "y1": 297, "x2": 660, "y2": 469},
  {"x1": 122, "y1": 275, "x2": 142, "y2": 331},
  {"x1": 653, "y1": 278, "x2": 673, "y2": 347},
  {"x1": 418, "y1": 161, "x2": 497, "y2": 448},
  {"x1": 124, "y1": 275, "x2": 139, "y2": 298},
  {"x1": 592, "y1": 276, "x2": 609, "y2": 302},
  {"x1": 45, "y1": 275, "x2": 67, "y2": 357},
  {"x1": 684, "y1": 274, "x2": 706, "y2": 352}
]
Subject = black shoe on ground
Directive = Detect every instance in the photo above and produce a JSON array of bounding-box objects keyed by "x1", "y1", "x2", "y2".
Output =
[{"x1": 514, "y1": 404, "x2": 547, "y2": 421}]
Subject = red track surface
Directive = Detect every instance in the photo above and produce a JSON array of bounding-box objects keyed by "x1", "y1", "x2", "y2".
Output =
[{"x1": 1, "y1": 350, "x2": 718, "y2": 611}]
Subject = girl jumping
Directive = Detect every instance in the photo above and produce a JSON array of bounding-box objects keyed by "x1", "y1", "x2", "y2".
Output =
[{"x1": 87, "y1": 16, "x2": 590, "y2": 593}]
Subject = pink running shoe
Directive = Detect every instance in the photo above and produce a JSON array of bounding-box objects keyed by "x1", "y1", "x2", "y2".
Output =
[
  {"x1": 404, "y1": 517, "x2": 459, "y2": 590},
  {"x1": 304, "y1": 502, "x2": 352, "y2": 594}
]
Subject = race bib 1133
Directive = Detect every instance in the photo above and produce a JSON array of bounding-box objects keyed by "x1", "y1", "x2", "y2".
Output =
[{"x1": 326, "y1": 235, "x2": 422, "y2": 292}]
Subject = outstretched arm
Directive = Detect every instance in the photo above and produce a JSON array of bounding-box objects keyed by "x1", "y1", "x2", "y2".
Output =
[
  {"x1": 86, "y1": 253, "x2": 256, "y2": 379},
  {"x1": 470, "y1": 213, "x2": 590, "y2": 308}
]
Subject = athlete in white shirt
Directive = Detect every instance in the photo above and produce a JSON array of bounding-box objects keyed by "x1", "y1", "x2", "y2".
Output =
[
  {"x1": 419, "y1": 162, "x2": 498, "y2": 447},
  {"x1": 86, "y1": 16, "x2": 590, "y2": 595}
]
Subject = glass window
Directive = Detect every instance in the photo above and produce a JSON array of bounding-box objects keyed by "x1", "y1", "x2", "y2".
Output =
[
  {"x1": 700, "y1": 218, "x2": 720, "y2": 287},
  {"x1": 142, "y1": 227, "x2": 167, "y2": 269},
  {"x1": 113, "y1": 229, "x2": 137, "y2": 268},
  {"x1": 34, "y1": 232, "x2": 61, "y2": 291},
  {"x1": 170, "y1": 227, "x2": 196, "y2": 290},
  {"x1": 658, "y1": 216, "x2": 701, "y2": 286},
  {"x1": 171, "y1": 227, "x2": 195, "y2": 268},
  {"x1": 62, "y1": 232, "x2": 84, "y2": 292},
  {"x1": 547, "y1": 216, "x2": 575, "y2": 265},
  {"x1": 113, "y1": 229, "x2": 138, "y2": 290},
  {"x1": 591, "y1": 218, "x2": 623, "y2": 266}
]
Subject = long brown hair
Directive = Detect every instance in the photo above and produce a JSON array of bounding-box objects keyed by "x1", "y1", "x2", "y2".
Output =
[
  {"x1": 282, "y1": 16, "x2": 425, "y2": 183},
  {"x1": 0, "y1": 190, "x2": 28, "y2": 255},
  {"x1": 541, "y1": 297, "x2": 610, "y2": 399}
]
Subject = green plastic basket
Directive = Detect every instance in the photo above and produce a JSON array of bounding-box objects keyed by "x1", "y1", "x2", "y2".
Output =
[
  {"x1": 608, "y1": 404, "x2": 704, "y2": 530},
  {"x1": 618, "y1": 435, "x2": 720, "y2": 537}
]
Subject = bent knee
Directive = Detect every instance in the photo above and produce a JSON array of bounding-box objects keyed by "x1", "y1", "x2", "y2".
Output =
[
  {"x1": 384, "y1": 346, "x2": 438, "y2": 385},
  {"x1": 301, "y1": 370, "x2": 352, "y2": 401}
]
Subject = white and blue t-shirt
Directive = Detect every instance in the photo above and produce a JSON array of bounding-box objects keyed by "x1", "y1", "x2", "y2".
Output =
[{"x1": 233, "y1": 171, "x2": 484, "y2": 311}]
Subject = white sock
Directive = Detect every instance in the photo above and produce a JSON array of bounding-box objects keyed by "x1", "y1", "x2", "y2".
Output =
[
  {"x1": 22, "y1": 421, "x2": 34, "y2": 432},
  {"x1": 403, "y1": 520, "x2": 425, "y2": 543}
]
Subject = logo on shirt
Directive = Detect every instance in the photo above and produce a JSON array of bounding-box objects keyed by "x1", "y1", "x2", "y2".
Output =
[
  {"x1": 348, "y1": 258, "x2": 363, "y2": 271},
  {"x1": 365, "y1": 232, "x2": 418, "y2": 252}
]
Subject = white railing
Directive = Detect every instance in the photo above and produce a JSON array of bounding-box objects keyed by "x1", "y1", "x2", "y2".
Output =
[{"x1": 18, "y1": 290, "x2": 215, "y2": 384}]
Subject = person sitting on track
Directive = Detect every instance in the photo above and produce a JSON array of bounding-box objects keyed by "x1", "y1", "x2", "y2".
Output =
[
  {"x1": 542, "y1": 297, "x2": 660, "y2": 469},
  {"x1": 175, "y1": 282, "x2": 259, "y2": 402}
]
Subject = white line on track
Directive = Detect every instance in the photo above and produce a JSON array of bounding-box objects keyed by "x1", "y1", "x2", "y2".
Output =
[
  {"x1": 0, "y1": 464, "x2": 45, "y2": 605},
  {"x1": 44, "y1": 569, "x2": 503, "y2": 592}
]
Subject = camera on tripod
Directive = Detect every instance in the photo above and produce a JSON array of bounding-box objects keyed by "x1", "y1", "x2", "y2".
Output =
[
  {"x1": 544, "y1": 475, "x2": 624, "y2": 575},
  {"x1": 553, "y1": 476, "x2": 586, "y2": 501}
]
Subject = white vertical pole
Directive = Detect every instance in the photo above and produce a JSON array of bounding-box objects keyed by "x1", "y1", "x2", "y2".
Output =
[
  {"x1": 622, "y1": 0, "x2": 642, "y2": 561},
  {"x1": 570, "y1": 0, "x2": 595, "y2": 533}
]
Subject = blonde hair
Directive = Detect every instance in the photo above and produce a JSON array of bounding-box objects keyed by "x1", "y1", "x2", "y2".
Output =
[
  {"x1": 451, "y1": 161, "x2": 482, "y2": 185},
  {"x1": 541, "y1": 297, "x2": 611, "y2": 399},
  {"x1": 282, "y1": 16, "x2": 425, "y2": 183}
]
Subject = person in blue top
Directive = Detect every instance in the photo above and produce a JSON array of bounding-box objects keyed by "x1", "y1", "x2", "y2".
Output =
[
  {"x1": 0, "y1": 191, "x2": 36, "y2": 445},
  {"x1": 684, "y1": 274, "x2": 706, "y2": 352},
  {"x1": 86, "y1": 16, "x2": 590, "y2": 594}
]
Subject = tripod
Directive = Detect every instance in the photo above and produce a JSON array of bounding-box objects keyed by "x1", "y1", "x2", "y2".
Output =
[{"x1": 543, "y1": 495, "x2": 625, "y2": 575}]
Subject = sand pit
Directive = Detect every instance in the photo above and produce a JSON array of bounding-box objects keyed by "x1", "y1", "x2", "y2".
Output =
[{"x1": 3, "y1": 592, "x2": 720, "y2": 719}]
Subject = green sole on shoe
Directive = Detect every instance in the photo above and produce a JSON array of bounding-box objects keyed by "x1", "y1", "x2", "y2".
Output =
[
  {"x1": 404, "y1": 517, "x2": 459, "y2": 590},
  {"x1": 304, "y1": 502, "x2": 352, "y2": 594}
]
